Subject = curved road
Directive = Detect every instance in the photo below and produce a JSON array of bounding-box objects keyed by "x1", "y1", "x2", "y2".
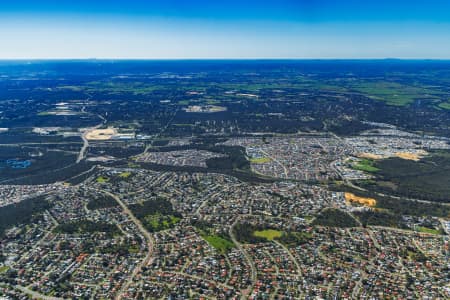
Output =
[
  {"x1": 99, "y1": 190, "x2": 155, "y2": 300},
  {"x1": 229, "y1": 217, "x2": 257, "y2": 299},
  {"x1": 77, "y1": 113, "x2": 107, "y2": 164}
]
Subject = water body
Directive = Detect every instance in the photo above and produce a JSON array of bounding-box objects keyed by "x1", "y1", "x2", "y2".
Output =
[{"x1": 4, "y1": 159, "x2": 32, "y2": 169}]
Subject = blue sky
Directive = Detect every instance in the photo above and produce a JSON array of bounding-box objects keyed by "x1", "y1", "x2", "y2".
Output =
[{"x1": 1, "y1": 0, "x2": 450, "y2": 59}]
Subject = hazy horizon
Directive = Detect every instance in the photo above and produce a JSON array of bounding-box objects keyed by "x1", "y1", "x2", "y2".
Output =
[{"x1": 1, "y1": 1, "x2": 450, "y2": 59}]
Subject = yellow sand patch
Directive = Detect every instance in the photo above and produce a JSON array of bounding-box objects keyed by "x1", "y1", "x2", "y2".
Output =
[
  {"x1": 85, "y1": 128, "x2": 117, "y2": 140},
  {"x1": 395, "y1": 151, "x2": 427, "y2": 161},
  {"x1": 358, "y1": 151, "x2": 428, "y2": 161},
  {"x1": 345, "y1": 192, "x2": 376, "y2": 207},
  {"x1": 357, "y1": 153, "x2": 383, "y2": 160}
]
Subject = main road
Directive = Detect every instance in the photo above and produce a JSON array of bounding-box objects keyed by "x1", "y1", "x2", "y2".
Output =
[
  {"x1": 98, "y1": 190, "x2": 155, "y2": 300},
  {"x1": 229, "y1": 216, "x2": 257, "y2": 299},
  {"x1": 76, "y1": 113, "x2": 107, "y2": 163}
]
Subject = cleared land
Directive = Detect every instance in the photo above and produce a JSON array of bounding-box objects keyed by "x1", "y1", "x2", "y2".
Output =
[
  {"x1": 345, "y1": 192, "x2": 377, "y2": 207},
  {"x1": 85, "y1": 128, "x2": 117, "y2": 140},
  {"x1": 395, "y1": 151, "x2": 427, "y2": 161},
  {"x1": 358, "y1": 153, "x2": 383, "y2": 160},
  {"x1": 357, "y1": 151, "x2": 427, "y2": 162}
]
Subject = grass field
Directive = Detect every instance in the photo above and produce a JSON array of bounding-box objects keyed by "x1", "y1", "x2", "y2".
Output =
[
  {"x1": 416, "y1": 226, "x2": 441, "y2": 235},
  {"x1": 83, "y1": 81, "x2": 162, "y2": 95},
  {"x1": 350, "y1": 81, "x2": 440, "y2": 106},
  {"x1": 96, "y1": 176, "x2": 110, "y2": 183},
  {"x1": 353, "y1": 158, "x2": 379, "y2": 173},
  {"x1": 119, "y1": 172, "x2": 132, "y2": 178},
  {"x1": 203, "y1": 234, "x2": 235, "y2": 253},
  {"x1": 143, "y1": 214, "x2": 180, "y2": 232},
  {"x1": 253, "y1": 229, "x2": 283, "y2": 241},
  {"x1": 250, "y1": 157, "x2": 271, "y2": 164},
  {"x1": 438, "y1": 102, "x2": 450, "y2": 110}
]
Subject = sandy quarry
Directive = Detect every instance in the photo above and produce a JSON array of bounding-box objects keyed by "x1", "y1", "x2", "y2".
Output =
[
  {"x1": 394, "y1": 151, "x2": 427, "y2": 161},
  {"x1": 345, "y1": 192, "x2": 377, "y2": 207},
  {"x1": 357, "y1": 153, "x2": 383, "y2": 160},
  {"x1": 358, "y1": 150, "x2": 428, "y2": 161},
  {"x1": 85, "y1": 128, "x2": 117, "y2": 140}
]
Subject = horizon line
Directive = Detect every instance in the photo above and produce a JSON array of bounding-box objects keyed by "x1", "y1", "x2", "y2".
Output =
[{"x1": 1, "y1": 57, "x2": 450, "y2": 61}]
